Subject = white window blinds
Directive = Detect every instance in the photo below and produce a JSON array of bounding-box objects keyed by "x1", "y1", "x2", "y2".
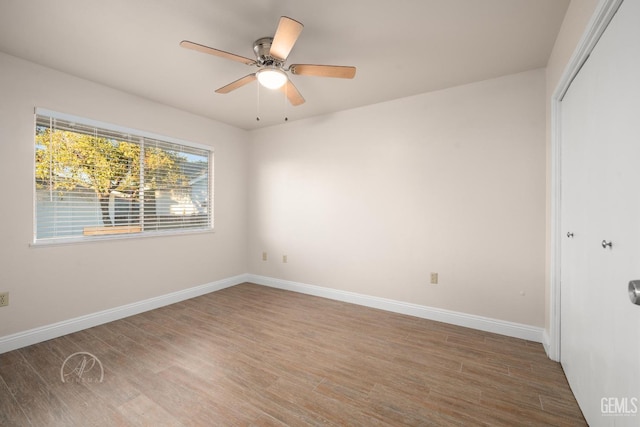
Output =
[{"x1": 34, "y1": 110, "x2": 213, "y2": 243}]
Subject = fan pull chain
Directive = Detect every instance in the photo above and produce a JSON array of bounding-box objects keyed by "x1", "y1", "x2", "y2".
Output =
[
  {"x1": 284, "y1": 83, "x2": 288, "y2": 122},
  {"x1": 256, "y1": 83, "x2": 261, "y2": 121}
]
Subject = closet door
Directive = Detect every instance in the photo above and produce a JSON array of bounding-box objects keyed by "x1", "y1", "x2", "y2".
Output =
[
  {"x1": 560, "y1": 51, "x2": 592, "y2": 406},
  {"x1": 560, "y1": 0, "x2": 640, "y2": 425}
]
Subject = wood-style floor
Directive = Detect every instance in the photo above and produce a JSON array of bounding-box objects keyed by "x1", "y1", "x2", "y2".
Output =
[{"x1": 0, "y1": 283, "x2": 585, "y2": 426}]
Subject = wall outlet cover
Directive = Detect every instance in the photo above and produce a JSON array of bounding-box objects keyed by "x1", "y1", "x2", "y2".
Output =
[{"x1": 430, "y1": 273, "x2": 438, "y2": 285}]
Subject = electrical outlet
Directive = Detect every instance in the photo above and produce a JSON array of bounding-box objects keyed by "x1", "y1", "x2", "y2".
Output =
[
  {"x1": 262, "y1": 252, "x2": 268, "y2": 261},
  {"x1": 0, "y1": 292, "x2": 8, "y2": 307},
  {"x1": 283, "y1": 255, "x2": 288, "y2": 263},
  {"x1": 430, "y1": 273, "x2": 438, "y2": 285}
]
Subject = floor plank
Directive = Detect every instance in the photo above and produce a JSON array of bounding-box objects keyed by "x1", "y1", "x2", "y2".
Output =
[{"x1": 0, "y1": 283, "x2": 586, "y2": 425}]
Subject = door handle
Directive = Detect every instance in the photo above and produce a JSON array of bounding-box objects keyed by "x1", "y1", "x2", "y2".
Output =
[
  {"x1": 567, "y1": 232, "x2": 574, "y2": 238},
  {"x1": 601, "y1": 240, "x2": 613, "y2": 249},
  {"x1": 630, "y1": 281, "x2": 640, "y2": 306}
]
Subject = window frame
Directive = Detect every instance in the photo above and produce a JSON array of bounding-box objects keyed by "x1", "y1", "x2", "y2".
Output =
[{"x1": 32, "y1": 108, "x2": 214, "y2": 246}]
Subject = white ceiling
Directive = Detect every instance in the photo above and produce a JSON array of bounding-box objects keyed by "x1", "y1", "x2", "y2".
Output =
[{"x1": 0, "y1": 0, "x2": 570, "y2": 130}]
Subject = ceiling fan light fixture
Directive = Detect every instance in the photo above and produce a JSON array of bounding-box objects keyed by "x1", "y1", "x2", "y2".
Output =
[
  {"x1": 256, "y1": 67, "x2": 287, "y2": 90},
  {"x1": 181, "y1": 16, "x2": 356, "y2": 107}
]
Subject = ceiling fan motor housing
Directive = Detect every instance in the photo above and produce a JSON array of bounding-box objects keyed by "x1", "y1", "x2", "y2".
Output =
[{"x1": 253, "y1": 37, "x2": 283, "y2": 67}]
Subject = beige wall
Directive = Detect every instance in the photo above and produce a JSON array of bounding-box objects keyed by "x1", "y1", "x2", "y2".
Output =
[
  {"x1": 0, "y1": 52, "x2": 248, "y2": 337},
  {"x1": 544, "y1": 0, "x2": 599, "y2": 333},
  {"x1": 248, "y1": 69, "x2": 547, "y2": 326}
]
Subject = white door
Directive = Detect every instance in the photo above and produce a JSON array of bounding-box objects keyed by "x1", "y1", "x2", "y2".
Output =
[{"x1": 560, "y1": 0, "x2": 640, "y2": 425}]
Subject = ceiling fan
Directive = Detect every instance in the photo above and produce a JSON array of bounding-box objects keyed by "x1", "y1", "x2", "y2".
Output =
[{"x1": 180, "y1": 16, "x2": 356, "y2": 106}]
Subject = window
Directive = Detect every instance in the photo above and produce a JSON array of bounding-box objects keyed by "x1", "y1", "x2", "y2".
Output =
[{"x1": 34, "y1": 109, "x2": 213, "y2": 243}]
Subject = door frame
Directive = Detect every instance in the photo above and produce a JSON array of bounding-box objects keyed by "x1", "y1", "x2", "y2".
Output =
[{"x1": 548, "y1": 0, "x2": 623, "y2": 361}]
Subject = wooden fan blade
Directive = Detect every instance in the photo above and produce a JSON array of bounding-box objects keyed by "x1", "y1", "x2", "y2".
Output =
[
  {"x1": 280, "y1": 80, "x2": 305, "y2": 106},
  {"x1": 290, "y1": 64, "x2": 356, "y2": 79},
  {"x1": 215, "y1": 74, "x2": 257, "y2": 94},
  {"x1": 270, "y1": 16, "x2": 304, "y2": 61},
  {"x1": 180, "y1": 40, "x2": 256, "y2": 65}
]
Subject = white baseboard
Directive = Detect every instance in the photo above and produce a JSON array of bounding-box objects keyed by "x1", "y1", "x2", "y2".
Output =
[
  {"x1": 247, "y1": 274, "x2": 544, "y2": 343},
  {"x1": 0, "y1": 274, "x2": 249, "y2": 354},
  {"x1": 0, "y1": 273, "x2": 544, "y2": 355}
]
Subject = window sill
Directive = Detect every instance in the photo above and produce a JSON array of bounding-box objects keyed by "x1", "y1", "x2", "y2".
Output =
[{"x1": 30, "y1": 227, "x2": 215, "y2": 248}]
